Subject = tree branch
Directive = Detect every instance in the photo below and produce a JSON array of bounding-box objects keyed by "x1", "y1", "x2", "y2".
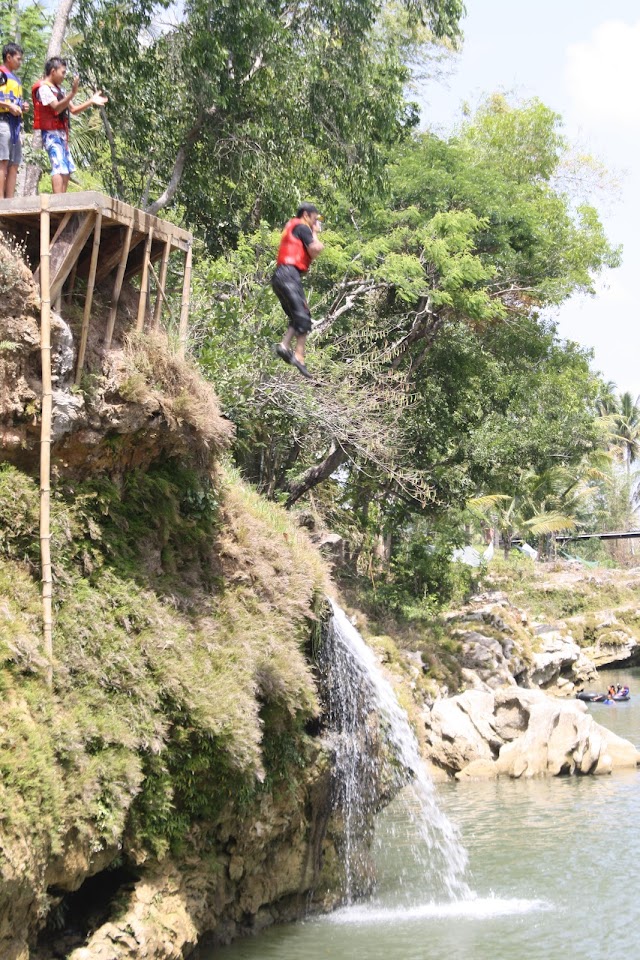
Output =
[
  {"x1": 314, "y1": 280, "x2": 378, "y2": 333},
  {"x1": 284, "y1": 441, "x2": 350, "y2": 507},
  {"x1": 389, "y1": 297, "x2": 438, "y2": 371},
  {"x1": 98, "y1": 105, "x2": 126, "y2": 198},
  {"x1": 48, "y1": 0, "x2": 75, "y2": 57},
  {"x1": 145, "y1": 112, "x2": 207, "y2": 215}
]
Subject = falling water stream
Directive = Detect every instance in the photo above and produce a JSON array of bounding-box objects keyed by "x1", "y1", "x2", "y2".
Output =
[{"x1": 317, "y1": 600, "x2": 469, "y2": 903}]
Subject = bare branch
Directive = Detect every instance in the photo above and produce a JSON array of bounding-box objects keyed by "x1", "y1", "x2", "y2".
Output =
[
  {"x1": 388, "y1": 296, "x2": 437, "y2": 371},
  {"x1": 314, "y1": 280, "x2": 378, "y2": 333},
  {"x1": 241, "y1": 53, "x2": 264, "y2": 84},
  {"x1": 285, "y1": 440, "x2": 350, "y2": 507}
]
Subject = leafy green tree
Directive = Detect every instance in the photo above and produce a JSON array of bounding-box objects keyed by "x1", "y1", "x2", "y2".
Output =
[
  {"x1": 0, "y1": 0, "x2": 50, "y2": 96},
  {"x1": 71, "y1": 0, "x2": 465, "y2": 240},
  {"x1": 469, "y1": 466, "x2": 587, "y2": 558},
  {"x1": 194, "y1": 97, "x2": 615, "y2": 507}
]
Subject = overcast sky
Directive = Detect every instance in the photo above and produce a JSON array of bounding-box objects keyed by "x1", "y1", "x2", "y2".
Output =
[{"x1": 420, "y1": 0, "x2": 640, "y2": 400}]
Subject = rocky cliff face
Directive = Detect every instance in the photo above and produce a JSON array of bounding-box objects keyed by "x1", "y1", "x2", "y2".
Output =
[
  {"x1": 1, "y1": 235, "x2": 231, "y2": 480},
  {"x1": 0, "y1": 239, "x2": 396, "y2": 960}
]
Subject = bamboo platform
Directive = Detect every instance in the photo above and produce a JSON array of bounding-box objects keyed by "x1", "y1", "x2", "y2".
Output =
[
  {"x1": 0, "y1": 191, "x2": 194, "y2": 376},
  {"x1": 0, "y1": 192, "x2": 194, "y2": 682}
]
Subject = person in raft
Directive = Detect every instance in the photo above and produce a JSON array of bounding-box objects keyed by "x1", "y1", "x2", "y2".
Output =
[
  {"x1": 0, "y1": 43, "x2": 29, "y2": 199},
  {"x1": 272, "y1": 202, "x2": 324, "y2": 379},
  {"x1": 32, "y1": 58, "x2": 108, "y2": 194}
]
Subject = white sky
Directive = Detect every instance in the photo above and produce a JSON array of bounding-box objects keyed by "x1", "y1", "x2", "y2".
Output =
[{"x1": 420, "y1": 0, "x2": 640, "y2": 400}]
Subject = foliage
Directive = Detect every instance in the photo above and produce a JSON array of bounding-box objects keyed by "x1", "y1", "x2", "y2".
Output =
[
  {"x1": 371, "y1": 533, "x2": 478, "y2": 619},
  {"x1": 71, "y1": 0, "x2": 464, "y2": 238},
  {"x1": 188, "y1": 96, "x2": 618, "y2": 609},
  {"x1": 0, "y1": 0, "x2": 51, "y2": 99}
]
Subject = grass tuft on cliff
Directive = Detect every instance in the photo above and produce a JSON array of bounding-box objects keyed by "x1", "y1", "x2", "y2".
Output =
[{"x1": 119, "y1": 330, "x2": 234, "y2": 455}]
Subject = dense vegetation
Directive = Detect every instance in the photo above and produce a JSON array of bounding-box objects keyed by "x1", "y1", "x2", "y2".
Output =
[
  {"x1": 4, "y1": 0, "x2": 639, "y2": 614},
  {"x1": 0, "y1": 451, "x2": 328, "y2": 867}
]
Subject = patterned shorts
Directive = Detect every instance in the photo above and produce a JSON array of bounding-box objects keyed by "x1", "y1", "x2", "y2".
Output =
[{"x1": 42, "y1": 131, "x2": 76, "y2": 176}]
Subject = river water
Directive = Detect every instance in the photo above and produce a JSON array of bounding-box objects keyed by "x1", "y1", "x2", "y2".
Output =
[{"x1": 209, "y1": 666, "x2": 640, "y2": 960}]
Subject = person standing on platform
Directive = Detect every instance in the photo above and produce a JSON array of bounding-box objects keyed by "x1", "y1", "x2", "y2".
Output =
[
  {"x1": 32, "y1": 57, "x2": 108, "y2": 194},
  {"x1": 0, "y1": 43, "x2": 29, "y2": 199}
]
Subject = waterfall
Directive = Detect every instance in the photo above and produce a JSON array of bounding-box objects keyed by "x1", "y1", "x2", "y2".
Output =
[{"x1": 318, "y1": 600, "x2": 470, "y2": 904}]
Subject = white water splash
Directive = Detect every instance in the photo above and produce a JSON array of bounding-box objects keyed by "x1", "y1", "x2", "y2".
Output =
[
  {"x1": 320, "y1": 601, "x2": 470, "y2": 903},
  {"x1": 327, "y1": 895, "x2": 550, "y2": 925}
]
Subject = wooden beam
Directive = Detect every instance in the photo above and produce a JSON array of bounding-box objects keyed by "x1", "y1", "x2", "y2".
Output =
[
  {"x1": 50, "y1": 210, "x2": 73, "y2": 248},
  {"x1": 178, "y1": 240, "x2": 192, "y2": 357},
  {"x1": 50, "y1": 212, "x2": 98, "y2": 301},
  {"x1": 136, "y1": 226, "x2": 154, "y2": 332},
  {"x1": 153, "y1": 237, "x2": 171, "y2": 329},
  {"x1": 32, "y1": 210, "x2": 72, "y2": 286},
  {"x1": 75, "y1": 210, "x2": 103, "y2": 385},
  {"x1": 104, "y1": 221, "x2": 134, "y2": 350},
  {"x1": 39, "y1": 194, "x2": 53, "y2": 686}
]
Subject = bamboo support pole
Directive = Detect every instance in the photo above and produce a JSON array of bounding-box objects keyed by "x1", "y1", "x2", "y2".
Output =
[
  {"x1": 153, "y1": 237, "x2": 171, "y2": 329},
  {"x1": 178, "y1": 240, "x2": 192, "y2": 357},
  {"x1": 136, "y1": 226, "x2": 154, "y2": 332},
  {"x1": 39, "y1": 195, "x2": 53, "y2": 686},
  {"x1": 104, "y1": 221, "x2": 133, "y2": 350},
  {"x1": 75, "y1": 210, "x2": 103, "y2": 385}
]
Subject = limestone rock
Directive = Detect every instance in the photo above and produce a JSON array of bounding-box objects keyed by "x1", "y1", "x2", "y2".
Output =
[
  {"x1": 581, "y1": 615, "x2": 640, "y2": 669},
  {"x1": 425, "y1": 686, "x2": 640, "y2": 780},
  {"x1": 425, "y1": 690, "x2": 500, "y2": 772},
  {"x1": 527, "y1": 630, "x2": 582, "y2": 687}
]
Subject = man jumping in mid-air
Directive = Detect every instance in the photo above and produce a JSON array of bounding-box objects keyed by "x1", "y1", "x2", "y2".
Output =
[{"x1": 272, "y1": 202, "x2": 324, "y2": 379}]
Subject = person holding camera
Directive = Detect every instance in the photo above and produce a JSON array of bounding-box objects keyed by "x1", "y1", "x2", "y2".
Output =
[{"x1": 32, "y1": 57, "x2": 108, "y2": 194}]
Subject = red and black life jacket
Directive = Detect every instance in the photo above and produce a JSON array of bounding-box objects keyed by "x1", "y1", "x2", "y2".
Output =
[
  {"x1": 32, "y1": 79, "x2": 68, "y2": 133},
  {"x1": 276, "y1": 218, "x2": 312, "y2": 272}
]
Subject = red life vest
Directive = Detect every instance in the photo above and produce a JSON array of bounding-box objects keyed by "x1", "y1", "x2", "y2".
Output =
[
  {"x1": 32, "y1": 79, "x2": 68, "y2": 133},
  {"x1": 277, "y1": 218, "x2": 312, "y2": 272}
]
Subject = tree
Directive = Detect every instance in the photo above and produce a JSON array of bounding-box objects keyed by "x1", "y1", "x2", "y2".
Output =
[
  {"x1": 468, "y1": 466, "x2": 589, "y2": 558},
  {"x1": 614, "y1": 391, "x2": 640, "y2": 473},
  {"x1": 70, "y1": 0, "x2": 465, "y2": 238}
]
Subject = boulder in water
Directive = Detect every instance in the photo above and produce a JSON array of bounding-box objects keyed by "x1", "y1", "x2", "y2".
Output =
[{"x1": 424, "y1": 687, "x2": 640, "y2": 779}]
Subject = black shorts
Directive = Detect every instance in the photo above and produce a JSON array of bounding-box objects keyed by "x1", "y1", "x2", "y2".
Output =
[{"x1": 272, "y1": 264, "x2": 312, "y2": 335}]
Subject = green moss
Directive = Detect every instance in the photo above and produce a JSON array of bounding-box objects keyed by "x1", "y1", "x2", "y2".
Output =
[{"x1": 0, "y1": 458, "x2": 330, "y2": 868}]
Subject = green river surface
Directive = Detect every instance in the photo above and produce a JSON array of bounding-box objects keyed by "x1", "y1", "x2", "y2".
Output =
[{"x1": 208, "y1": 666, "x2": 640, "y2": 960}]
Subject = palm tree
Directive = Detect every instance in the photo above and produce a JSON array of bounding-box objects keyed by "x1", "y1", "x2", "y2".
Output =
[
  {"x1": 468, "y1": 466, "x2": 583, "y2": 558},
  {"x1": 615, "y1": 392, "x2": 640, "y2": 474}
]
